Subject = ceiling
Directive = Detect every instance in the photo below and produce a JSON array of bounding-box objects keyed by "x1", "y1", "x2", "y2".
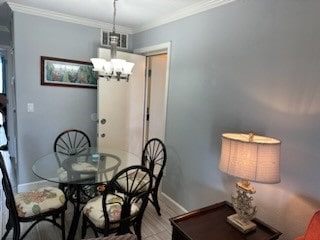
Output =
[{"x1": 0, "y1": 0, "x2": 234, "y2": 33}]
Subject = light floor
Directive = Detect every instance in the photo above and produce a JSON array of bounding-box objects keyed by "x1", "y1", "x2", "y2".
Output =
[{"x1": 0, "y1": 126, "x2": 180, "y2": 240}]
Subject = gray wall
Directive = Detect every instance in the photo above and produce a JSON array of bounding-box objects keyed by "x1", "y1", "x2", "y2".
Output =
[
  {"x1": 0, "y1": 2, "x2": 11, "y2": 46},
  {"x1": 13, "y1": 12, "x2": 100, "y2": 183},
  {"x1": 133, "y1": 0, "x2": 320, "y2": 239},
  {"x1": 0, "y1": 31, "x2": 10, "y2": 46}
]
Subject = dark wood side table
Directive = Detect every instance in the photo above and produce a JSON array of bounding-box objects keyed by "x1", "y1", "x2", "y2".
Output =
[{"x1": 170, "y1": 201, "x2": 282, "y2": 240}]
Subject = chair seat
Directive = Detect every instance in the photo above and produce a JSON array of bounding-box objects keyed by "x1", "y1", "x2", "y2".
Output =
[
  {"x1": 15, "y1": 186, "x2": 66, "y2": 218},
  {"x1": 83, "y1": 194, "x2": 140, "y2": 229}
]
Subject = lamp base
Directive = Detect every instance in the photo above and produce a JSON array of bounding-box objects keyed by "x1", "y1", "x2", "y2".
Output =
[{"x1": 227, "y1": 214, "x2": 257, "y2": 233}]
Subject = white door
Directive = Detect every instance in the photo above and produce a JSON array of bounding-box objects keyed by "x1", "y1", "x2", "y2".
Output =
[
  {"x1": 97, "y1": 48, "x2": 146, "y2": 156},
  {"x1": 146, "y1": 54, "x2": 167, "y2": 141}
]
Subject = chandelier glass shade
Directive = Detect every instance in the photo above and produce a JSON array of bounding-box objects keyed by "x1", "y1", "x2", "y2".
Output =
[
  {"x1": 91, "y1": 0, "x2": 134, "y2": 81},
  {"x1": 91, "y1": 58, "x2": 134, "y2": 81}
]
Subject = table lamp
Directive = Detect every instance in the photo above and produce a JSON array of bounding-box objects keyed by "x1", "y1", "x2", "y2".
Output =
[{"x1": 219, "y1": 132, "x2": 281, "y2": 233}]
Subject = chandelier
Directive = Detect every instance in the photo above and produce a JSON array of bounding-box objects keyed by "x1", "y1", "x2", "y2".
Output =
[{"x1": 91, "y1": 0, "x2": 134, "y2": 81}]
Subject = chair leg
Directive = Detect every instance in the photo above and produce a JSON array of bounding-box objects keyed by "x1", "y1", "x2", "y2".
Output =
[
  {"x1": 151, "y1": 190, "x2": 161, "y2": 216},
  {"x1": 12, "y1": 224, "x2": 21, "y2": 240},
  {"x1": 20, "y1": 221, "x2": 40, "y2": 240},
  {"x1": 134, "y1": 221, "x2": 142, "y2": 240},
  {"x1": 2, "y1": 220, "x2": 13, "y2": 240},
  {"x1": 81, "y1": 214, "x2": 88, "y2": 238},
  {"x1": 1, "y1": 216, "x2": 15, "y2": 240},
  {"x1": 61, "y1": 211, "x2": 66, "y2": 240},
  {"x1": 1, "y1": 230, "x2": 10, "y2": 240}
]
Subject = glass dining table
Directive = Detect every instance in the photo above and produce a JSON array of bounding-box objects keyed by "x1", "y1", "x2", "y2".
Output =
[{"x1": 32, "y1": 147, "x2": 141, "y2": 240}]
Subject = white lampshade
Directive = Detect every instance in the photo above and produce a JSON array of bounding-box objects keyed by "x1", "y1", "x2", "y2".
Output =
[
  {"x1": 219, "y1": 133, "x2": 281, "y2": 184},
  {"x1": 111, "y1": 59, "x2": 126, "y2": 73},
  {"x1": 102, "y1": 61, "x2": 113, "y2": 75},
  {"x1": 91, "y1": 57, "x2": 134, "y2": 80},
  {"x1": 90, "y1": 58, "x2": 106, "y2": 72},
  {"x1": 122, "y1": 62, "x2": 135, "y2": 75}
]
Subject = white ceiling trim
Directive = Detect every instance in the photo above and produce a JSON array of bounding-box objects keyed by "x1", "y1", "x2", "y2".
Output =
[
  {"x1": 7, "y1": 2, "x2": 132, "y2": 34},
  {"x1": 133, "y1": 0, "x2": 236, "y2": 34},
  {"x1": 7, "y1": 0, "x2": 235, "y2": 35}
]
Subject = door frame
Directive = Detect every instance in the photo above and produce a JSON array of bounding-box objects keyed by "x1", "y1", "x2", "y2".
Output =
[{"x1": 134, "y1": 42, "x2": 171, "y2": 146}]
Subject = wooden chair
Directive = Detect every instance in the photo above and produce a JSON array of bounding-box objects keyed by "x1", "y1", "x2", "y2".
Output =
[
  {"x1": 54, "y1": 129, "x2": 95, "y2": 203},
  {"x1": 81, "y1": 165, "x2": 152, "y2": 240},
  {"x1": 0, "y1": 152, "x2": 67, "y2": 240},
  {"x1": 141, "y1": 138, "x2": 167, "y2": 215},
  {"x1": 295, "y1": 210, "x2": 320, "y2": 240}
]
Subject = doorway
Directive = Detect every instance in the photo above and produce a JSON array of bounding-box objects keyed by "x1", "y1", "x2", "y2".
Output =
[
  {"x1": 96, "y1": 42, "x2": 170, "y2": 156},
  {"x1": 0, "y1": 45, "x2": 18, "y2": 163},
  {"x1": 0, "y1": 56, "x2": 3, "y2": 125},
  {"x1": 0, "y1": 56, "x2": 3, "y2": 94},
  {"x1": 134, "y1": 42, "x2": 171, "y2": 147},
  {"x1": 0, "y1": 51, "x2": 7, "y2": 149},
  {"x1": 144, "y1": 54, "x2": 167, "y2": 143}
]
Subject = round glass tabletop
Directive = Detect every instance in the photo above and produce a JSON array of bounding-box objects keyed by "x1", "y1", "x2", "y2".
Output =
[{"x1": 32, "y1": 147, "x2": 141, "y2": 185}]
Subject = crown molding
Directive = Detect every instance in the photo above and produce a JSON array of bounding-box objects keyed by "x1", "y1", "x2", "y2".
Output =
[
  {"x1": 0, "y1": 25, "x2": 9, "y2": 32},
  {"x1": 7, "y1": 0, "x2": 235, "y2": 35},
  {"x1": 133, "y1": 0, "x2": 236, "y2": 34},
  {"x1": 7, "y1": 2, "x2": 133, "y2": 34}
]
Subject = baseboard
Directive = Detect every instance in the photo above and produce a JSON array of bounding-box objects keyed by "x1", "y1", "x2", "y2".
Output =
[
  {"x1": 160, "y1": 192, "x2": 188, "y2": 215},
  {"x1": 18, "y1": 180, "x2": 58, "y2": 193}
]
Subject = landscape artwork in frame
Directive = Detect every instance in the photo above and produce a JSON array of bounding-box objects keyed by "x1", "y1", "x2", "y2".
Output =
[{"x1": 41, "y1": 56, "x2": 98, "y2": 88}]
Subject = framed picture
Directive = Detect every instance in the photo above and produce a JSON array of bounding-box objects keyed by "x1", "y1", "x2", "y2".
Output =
[{"x1": 40, "y1": 56, "x2": 98, "y2": 88}]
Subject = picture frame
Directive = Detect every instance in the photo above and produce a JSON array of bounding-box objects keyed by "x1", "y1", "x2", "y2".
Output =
[{"x1": 40, "y1": 56, "x2": 98, "y2": 89}]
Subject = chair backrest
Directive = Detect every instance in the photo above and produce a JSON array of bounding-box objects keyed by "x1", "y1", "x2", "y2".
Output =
[
  {"x1": 101, "y1": 165, "x2": 152, "y2": 235},
  {"x1": 141, "y1": 138, "x2": 167, "y2": 186},
  {"x1": 0, "y1": 153, "x2": 19, "y2": 223},
  {"x1": 54, "y1": 129, "x2": 91, "y2": 155},
  {"x1": 301, "y1": 210, "x2": 320, "y2": 239}
]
